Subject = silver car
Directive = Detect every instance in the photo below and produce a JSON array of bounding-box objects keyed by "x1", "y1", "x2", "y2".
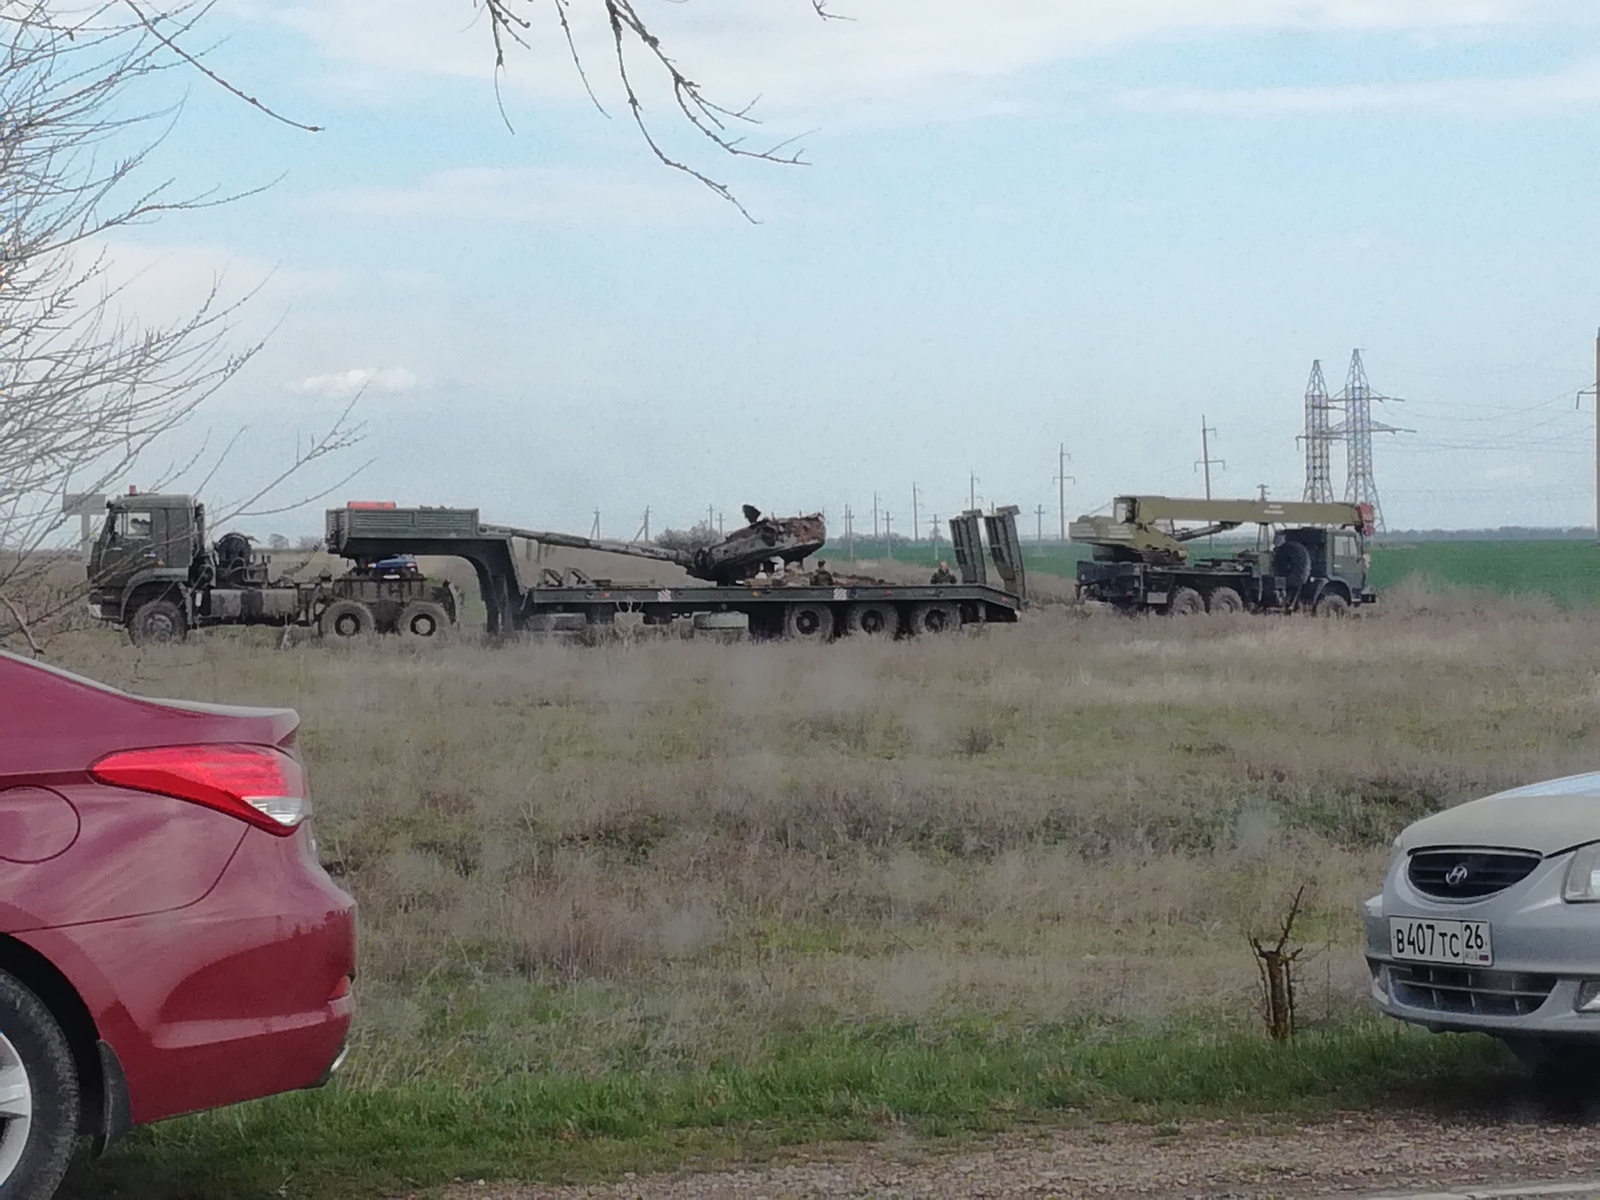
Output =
[{"x1": 1365, "y1": 771, "x2": 1600, "y2": 1071}]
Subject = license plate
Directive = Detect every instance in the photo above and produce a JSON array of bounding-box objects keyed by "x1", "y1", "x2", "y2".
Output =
[{"x1": 1389, "y1": 917, "x2": 1492, "y2": 966}]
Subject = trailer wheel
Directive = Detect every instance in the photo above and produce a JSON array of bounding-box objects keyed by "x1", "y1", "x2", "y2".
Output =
[
  {"x1": 784, "y1": 601, "x2": 835, "y2": 641},
  {"x1": 398, "y1": 600, "x2": 451, "y2": 638},
  {"x1": 1167, "y1": 587, "x2": 1204, "y2": 616},
  {"x1": 1206, "y1": 587, "x2": 1244, "y2": 615},
  {"x1": 319, "y1": 599, "x2": 375, "y2": 639},
  {"x1": 908, "y1": 601, "x2": 961, "y2": 635},
  {"x1": 128, "y1": 598, "x2": 187, "y2": 645},
  {"x1": 845, "y1": 602, "x2": 899, "y2": 637},
  {"x1": 1314, "y1": 592, "x2": 1351, "y2": 618}
]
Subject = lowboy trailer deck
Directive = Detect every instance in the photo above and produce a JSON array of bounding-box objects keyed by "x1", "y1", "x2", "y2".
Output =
[{"x1": 324, "y1": 504, "x2": 1028, "y2": 640}]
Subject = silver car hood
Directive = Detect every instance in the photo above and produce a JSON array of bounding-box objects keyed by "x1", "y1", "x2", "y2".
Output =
[{"x1": 1399, "y1": 771, "x2": 1600, "y2": 857}]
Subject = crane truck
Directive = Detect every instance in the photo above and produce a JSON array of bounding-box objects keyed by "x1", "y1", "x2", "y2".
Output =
[
  {"x1": 86, "y1": 491, "x2": 1030, "y2": 644},
  {"x1": 1070, "y1": 495, "x2": 1377, "y2": 616}
]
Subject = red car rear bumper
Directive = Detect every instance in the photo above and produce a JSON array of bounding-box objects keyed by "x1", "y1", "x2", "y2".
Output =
[{"x1": 21, "y1": 826, "x2": 356, "y2": 1125}]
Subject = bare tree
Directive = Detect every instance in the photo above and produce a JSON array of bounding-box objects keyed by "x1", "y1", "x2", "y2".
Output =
[{"x1": 0, "y1": 3, "x2": 357, "y2": 646}]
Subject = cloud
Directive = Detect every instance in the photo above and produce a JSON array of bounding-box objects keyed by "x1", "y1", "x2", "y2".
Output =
[
  {"x1": 1120, "y1": 57, "x2": 1600, "y2": 117},
  {"x1": 311, "y1": 165, "x2": 726, "y2": 228},
  {"x1": 289, "y1": 367, "x2": 418, "y2": 398}
]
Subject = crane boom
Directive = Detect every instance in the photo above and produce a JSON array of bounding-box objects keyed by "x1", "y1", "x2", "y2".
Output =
[{"x1": 1070, "y1": 495, "x2": 1373, "y2": 566}]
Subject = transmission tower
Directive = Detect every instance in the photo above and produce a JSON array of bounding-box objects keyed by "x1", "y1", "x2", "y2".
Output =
[
  {"x1": 1329, "y1": 350, "x2": 1404, "y2": 531},
  {"x1": 1300, "y1": 360, "x2": 1337, "y2": 504}
]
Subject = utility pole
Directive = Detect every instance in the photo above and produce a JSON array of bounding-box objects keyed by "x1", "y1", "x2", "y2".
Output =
[
  {"x1": 884, "y1": 510, "x2": 893, "y2": 558},
  {"x1": 632, "y1": 507, "x2": 651, "y2": 543},
  {"x1": 930, "y1": 515, "x2": 939, "y2": 554},
  {"x1": 591, "y1": 508, "x2": 601, "y2": 538},
  {"x1": 872, "y1": 492, "x2": 880, "y2": 545},
  {"x1": 1257, "y1": 484, "x2": 1269, "y2": 502},
  {"x1": 844, "y1": 505, "x2": 855, "y2": 561},
  {"x1": 707, "y1": 504, "x2": 715, "y2": 532},
  {"x1": 718, "y1": 511, "x2": 724, "y2": 538},
  {"x1": 1584, "y1": 330, "x2": 1600, "y2": 541},
  {"x1": 1055, "y1": 443, "x2": 1075, "y2": 542},
  {"x1": 1035, "y1": 504, "x2": 1045, "y2": 543},
  {"x1": 1195, "y1": 416, "x2": 1224, "y2": 500},
  {"x1": 969, "y1": 472, "x2": 978, "y2": 512},
  {"x1": 911, "y1": 483, "x2": 920, "y2": 546}
]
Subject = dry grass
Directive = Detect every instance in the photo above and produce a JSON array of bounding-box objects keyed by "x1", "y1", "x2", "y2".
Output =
[{"x1": 38, "y1": 601, "x2": 1600, "y2": 1087}]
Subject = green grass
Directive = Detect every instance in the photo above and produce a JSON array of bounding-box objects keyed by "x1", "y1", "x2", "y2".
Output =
[
  {"x1": 1371, "y1": 539, "x2": 1600, "y2": 607},
  {"x1": 62, "y1": 1019, "x2": 1517, "y2": 1200},
  {"x1": 838, "y1": 538, "x2": 1600, "y2": 607}
]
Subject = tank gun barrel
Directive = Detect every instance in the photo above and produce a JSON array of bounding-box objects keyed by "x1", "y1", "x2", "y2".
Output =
[
  {"x1": 481, "y1": 524, "x2": 694, "y2": 570},
  {"x1": 481, "y1": 510, "x2": 828, "y2": 585}
]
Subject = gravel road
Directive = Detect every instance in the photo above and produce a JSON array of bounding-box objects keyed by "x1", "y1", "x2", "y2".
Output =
[{"x1": 438, "y1": 1115, "x2": 1600, "y2": 1199}]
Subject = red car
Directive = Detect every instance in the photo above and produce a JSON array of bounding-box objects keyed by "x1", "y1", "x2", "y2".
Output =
[{"x1": 0, "y1": 650, "x2": 356, "y2": 1197}]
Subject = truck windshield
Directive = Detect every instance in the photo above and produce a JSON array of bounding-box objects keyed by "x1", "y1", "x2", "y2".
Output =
[{"x1": 109, "y1": 510, "x2": 152, "y2": 541}]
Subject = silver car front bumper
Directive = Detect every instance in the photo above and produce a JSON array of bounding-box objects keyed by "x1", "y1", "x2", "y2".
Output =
[{"x1": 1365, "y1": 850, "x2": 1600, "y2": 1040}]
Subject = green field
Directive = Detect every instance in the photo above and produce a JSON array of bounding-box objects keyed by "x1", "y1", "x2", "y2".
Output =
[{"x1": 831, "y1": 538, "x2": 1600, "y2": 608}]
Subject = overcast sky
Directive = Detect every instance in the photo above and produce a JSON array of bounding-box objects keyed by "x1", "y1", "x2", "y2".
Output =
[{"x1": 101, "y1": 0, "x2": 1600, "y2": 536}]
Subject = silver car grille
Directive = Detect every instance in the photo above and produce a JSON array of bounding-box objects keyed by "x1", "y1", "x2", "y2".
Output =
[
  {"x1": 1390, "y1": 965, "x2": 1556, "y2": 1017},
  {"x1": 1407, "y1": 850, "x2": 1541, "y2": 900}
]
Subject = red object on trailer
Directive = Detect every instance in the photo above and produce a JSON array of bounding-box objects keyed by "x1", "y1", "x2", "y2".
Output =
[{"x1": 345, "y1": 501, "x2": 396, "y2": 510}]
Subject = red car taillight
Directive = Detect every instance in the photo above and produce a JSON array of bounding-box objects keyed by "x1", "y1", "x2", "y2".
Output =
[{"x1": 91, "y1": 744, "x2": 309, "y2": 835}]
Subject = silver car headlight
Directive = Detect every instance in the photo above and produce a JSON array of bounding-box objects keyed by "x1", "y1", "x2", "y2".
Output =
[{"x1": 1563, "y1": 844, "x2": 1600, "y2": 902}]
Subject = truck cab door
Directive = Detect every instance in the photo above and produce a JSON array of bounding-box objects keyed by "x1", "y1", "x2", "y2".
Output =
[
  {"x1": 94, "y1": 507, "x2": 157, "y2": 585},
  {"x1": 1332, "y1": 533, "x2": 1363, "y2": 587},
  {"x1": 150, "y1": 506, "x2": 195, "y2": 571}
]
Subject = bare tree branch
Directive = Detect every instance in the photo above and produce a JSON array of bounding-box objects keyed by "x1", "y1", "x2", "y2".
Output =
[
  {"x1": 482, "y1": 0, "x2": 835, "y2": 218},
  {"x1": 117, "y1": 0, "x2": 323, "y2": 132}
]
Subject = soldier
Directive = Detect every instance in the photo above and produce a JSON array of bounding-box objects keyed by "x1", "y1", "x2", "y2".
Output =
[
  {"x1": 930, "y1": 560, "x2": 956, "y2": 585},
  {"x1": 810, "y1": 560, "x2": 834, "y2": 587}
]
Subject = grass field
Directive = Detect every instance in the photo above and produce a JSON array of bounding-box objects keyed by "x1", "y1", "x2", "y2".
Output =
[
  {"x1": 31, "y1": 595, "x2": 1600, "y2": 1197},
  {"x1": 838, "y1": 538, "x2": 1600, "y2": 607}
]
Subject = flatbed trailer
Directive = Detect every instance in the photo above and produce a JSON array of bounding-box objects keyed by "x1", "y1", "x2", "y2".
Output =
[{"x1": 324, "y1": 505, "x2": 1028, "y2": 640}]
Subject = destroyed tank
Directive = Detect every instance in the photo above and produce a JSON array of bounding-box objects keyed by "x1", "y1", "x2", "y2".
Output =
[{"x1": 487, "y1": 505, "x2": 827, "y2": 586}]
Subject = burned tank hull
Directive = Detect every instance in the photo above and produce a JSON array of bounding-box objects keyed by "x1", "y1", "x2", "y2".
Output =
[{"x1": 690, "y1": 513, "x2": 826, "y2": 584}]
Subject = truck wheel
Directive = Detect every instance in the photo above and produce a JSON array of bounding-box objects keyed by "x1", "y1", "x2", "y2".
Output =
[
  {"x1": 1206, "y1": 587, "x2": 1244, "y2": 615},
  {"x1": 845, "y1": 602, "x2": 899, "y2": 637},
  {"x1": 1314, "y1": 592, "x2": 1351, "y2": 618},
  {"x1": 128, "y1": 598, "x2": 186, "y2": 645},
  {"x1": 319, "y1": 599, "x2": 375, "y2": 639},
  {"x1": 1167, "y1": 587, "x2": 1204, "y2": 616},
  {"x1": 0, "y1": 970, "x2": 79, "y2": 1200},
  {"x1": 908, "y1": 601, "x2": 961, "y2": 635},
  {"x1": 398, "y1": 600, "x2": 451, "y2": 638},
  {"x1": 784, "y1": 602, "x2": 835, "y2": 641}
]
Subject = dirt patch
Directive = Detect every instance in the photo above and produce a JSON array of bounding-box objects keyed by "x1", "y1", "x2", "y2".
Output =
[{"x1": 437, "y1": 1115, "x2": 1600, "y2": 1198}]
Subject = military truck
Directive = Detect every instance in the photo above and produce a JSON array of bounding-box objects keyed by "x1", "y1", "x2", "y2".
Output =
[
  {"x1": 85, "y1": 492, "x2": 459, "y2": 644},
  {"x1": 1070, "y1": 495, "x2": 1377, "y2": 616},
  {"x1": 323, "y1": 503, "x2": 1029, "y2": 640}
]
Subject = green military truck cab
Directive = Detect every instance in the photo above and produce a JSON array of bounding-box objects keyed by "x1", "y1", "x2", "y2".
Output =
[
  {"x1": 87, "y1": 494, "x2": 211, "y2": 641},
  {"x1": 86, "y1": 492, "x2": 458, "y2": 644}
]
